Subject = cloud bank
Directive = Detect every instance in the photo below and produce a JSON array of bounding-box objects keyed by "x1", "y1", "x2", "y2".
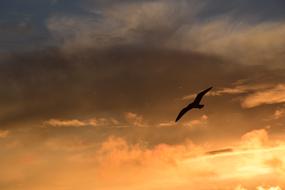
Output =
[{"x1": 1, "y1": 128, "x2": 285, "y2": 190}]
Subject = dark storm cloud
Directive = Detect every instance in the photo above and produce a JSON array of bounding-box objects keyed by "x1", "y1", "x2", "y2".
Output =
[
  {"x1": 1, "y1": 44, "x2": 285, "y2": 146},
  {"x1": 0, "y1": 47, "x2": 224, "y2": 127}
]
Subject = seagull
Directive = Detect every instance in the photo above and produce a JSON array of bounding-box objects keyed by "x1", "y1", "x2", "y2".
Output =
[{"x1": 175, "y1": 87, "x2": 212, "y2": 122}]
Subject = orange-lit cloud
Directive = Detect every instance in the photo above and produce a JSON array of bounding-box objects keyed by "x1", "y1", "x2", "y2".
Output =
[
  {"x1": 44, "y1": 119, "x2": 86, "y2": 127},
  {"x1": 1, "y1": 127, "x2": 285, "y2": 190},
  {"x1": 183, "y1": 114, "x2": 208, "y2": 128},
  {"x1": 125, "y1": 112, "x2": 146, "y2": 127},
  {"x1": 182, "y1": 83, "x2": 271, "y2": 100},
  {"x1": 242, "y1": 84, "x2": 285, "y2": 108},
  {"x1": 43, "y1": 117, "x2": 121, "y2": 128},
  {"x1": 183, "y1": 83, "x2": 285, "y2": 110},
  {"x1": 240, "y1": 129, "x2": 269, "y2": 148},
  {"x1": 236, "y1": 186, "x2": 282, "y2": 190},
  {"x1": 273, "y1": 109, "x2": 285, "y2": 120},
  {"x1": 158, "y1": 121, "x2": 176, "y2": 127},
  {"x1": 257, "y1": 187, "x2": 282, "y2": 190}
]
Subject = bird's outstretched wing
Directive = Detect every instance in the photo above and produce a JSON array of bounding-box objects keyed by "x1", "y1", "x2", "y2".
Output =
[
  {"x1": 193, "y1": 87, "x2": 212, "y2": 104},
  {"x1": 175, "y1": 106, "x2": 193, "y2": 122}
]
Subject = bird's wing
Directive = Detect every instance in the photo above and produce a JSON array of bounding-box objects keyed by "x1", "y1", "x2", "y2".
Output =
[
  {"x1": 193, "y1": 87, "x2": 213, "y2": 104},
  {"x1": 175, "y1": 106, "x2": 193, "y2": 122}
]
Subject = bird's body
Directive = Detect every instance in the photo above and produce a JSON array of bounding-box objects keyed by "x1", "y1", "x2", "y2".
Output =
[{"x1": 175, "y1": 87, "x2": 212, "y2": 122}]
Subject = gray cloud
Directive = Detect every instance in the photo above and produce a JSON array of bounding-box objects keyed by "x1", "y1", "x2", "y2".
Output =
[
  {"x1": 46, "y1": 1, "x2": 285, "y2": 69},
  {"x1": 47, "y1": 0, "x2": 198, "y2": 51},
  {"x1": 175, "y1": 19, "x2": 285, "y2": 67},
  {"x1": 1, "y1": 45, "x2": 285, "y2": 144},
  {"x1": 0, "y1": 47, "x2": 224, "y2": 128}
]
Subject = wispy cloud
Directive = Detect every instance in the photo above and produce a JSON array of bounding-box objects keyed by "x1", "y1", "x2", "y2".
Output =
[
  {"x1": 172, "y1": 19, "x2": 285, "y2": 67},
  {"x1": 240, "y1": 129, "x2": 270, "y2": 148},
  {"x1": 236, "y1": 186, "x2": 282, "y2": 190},
  {"x1": 183, "y1": 83, "x2": 285, "y2": 109},
  {"x1": 158, "y1": 121, "x2": 176, "y2": 127},
  {"x1": 266, "y1": 108, "x2": 285, "y2": 121},
  {"x1": 43, "y1": 117, "x2": 120, "y2": 128},
  {"x1": 44, "y1": 119, "x2": 86, "y2": 127},
  {"x1": 241, "y1": 84, "x2": 285, "y2": 108},
  {"x1": 182, "y1": 83, "x2": 271, "y2": 100},
  {"x1": 47, "y1": 0, "x2": 195, "y2": 51},
  {"x1": 257, "y1": 186, "x2": 282, "y2": 190},
  {"x1": 125, "y1": 112, "x2": 147, "y2": 127},
  {"x1": 183, "y1": 114, "x2": 208, "y2": 128},
  {"x1": 47, "y1": 0, "x2": 285, "y2": 69}
]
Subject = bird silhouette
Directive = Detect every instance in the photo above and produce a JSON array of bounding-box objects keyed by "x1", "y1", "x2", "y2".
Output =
[{"x1": 175, "y1": 87, "x2": 212, "y2": 122}]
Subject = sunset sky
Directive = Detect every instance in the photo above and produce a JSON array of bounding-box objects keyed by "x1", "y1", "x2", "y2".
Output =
[{"x1": 1, "y1": 0, "x2": 285, "y2": 189}]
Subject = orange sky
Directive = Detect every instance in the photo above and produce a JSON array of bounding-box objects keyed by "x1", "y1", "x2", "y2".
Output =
[{"x1": 1, "y1": 0, "x2": 285, "y2": 189}]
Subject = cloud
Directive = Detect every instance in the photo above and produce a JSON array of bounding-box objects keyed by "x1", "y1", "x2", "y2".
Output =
[
  {"x1": 84, "y1": 133, "x2": 285, "y2": 190},
  {"x1": 172, "y1": 19, "x2": 285, "y2": 67},
  {"x1": 44, "y1": 119, "x2": 86, "y2": 127},
  {"x1": 182, "y1": 83, "x2": 271, "y2": 100},
  {"x1": 273, "y1": 108, "x2": 285, "y2": 120},
  {"x1": 236, "y1": 186, "x2": 283, "y2": 190},
  {"x1": 158, "y1": 115, "x2": 208, "y2": 128},
  {"x1": 1, "y1": 127, "x2": 285, "y2": 190},
  {"x1": 264, "y1": 158, "x2": 285, "y2": 174},
  {"x1": 0, "y1": 45, "x2": 233, "y2": 130},
  {"x1": 183, "y1": 114, "x2": 208, "y2": 128},
  {"x1": 125, "y1": 112, "x2": 146, "y2": 127},
  {"x1": 235, "y1": 185, "x2": 248, "y2": 190},
  {"x1": 257, "y1": 187, "x2": 282, "y2": 190},
  {"x1": 240, "y1": 129, "x2": 269, "y2": 148},
  {"x1": 183, "y1": 83, "x2": 285, "y2": 109},
  {"x1": 43, "y1": 117, "x2": 122, "y2": 128},
  {"x1": 206, "y1": 148, "x2": 233, "y2": 155},
  {"x1": 47, "y1": 0, "x2": 196, "y2": 51},
  {"x1": 2, "y1": 1, "x2": 285, "y2": 153},
  {"x1": 158, "y1": 121, "x2": 176, "y2": 127},
  {"x1": 0, "y1": 130, "x2": 9, "y2": 138},
  {"x1": 47, "y1": 0, "x2": 285, "y2": 69},
  {"x1": 241, "y1": 84, "x2": 285, "y2": 108}
]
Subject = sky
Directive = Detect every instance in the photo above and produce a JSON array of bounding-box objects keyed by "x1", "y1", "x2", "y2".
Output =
[{"x1": 1, "y1": 0, "x2": 285, "y2": 189}]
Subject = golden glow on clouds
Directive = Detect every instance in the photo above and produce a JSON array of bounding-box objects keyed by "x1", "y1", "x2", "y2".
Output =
[
  {"x1": 182, "y1": 114, "x2": 208, "y2": 128},
  {"x1": 273, "y1": 109, "x2": 285, "y2": 120},
  {"x1": 182, "y1": 83, "x2": 272, "y2": 100},
  {"x1": 1, "y1": 128, "x2": 285, "y2": 190},
  {"x1": 242, "y1": 84, "x2": 285, "y2": 108},
  {"x1": 183, "y1": 83, "x2": 285, "y2": 109},
  {"x1": 125, "y1": 112, "x2": 146, "y2": 127},
  {"x1": 43, "y1": 117, "x2": 121, "y2": 128},
  {"x1": 44, "y1": 119, "x2": 87, "y2": 127}
]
